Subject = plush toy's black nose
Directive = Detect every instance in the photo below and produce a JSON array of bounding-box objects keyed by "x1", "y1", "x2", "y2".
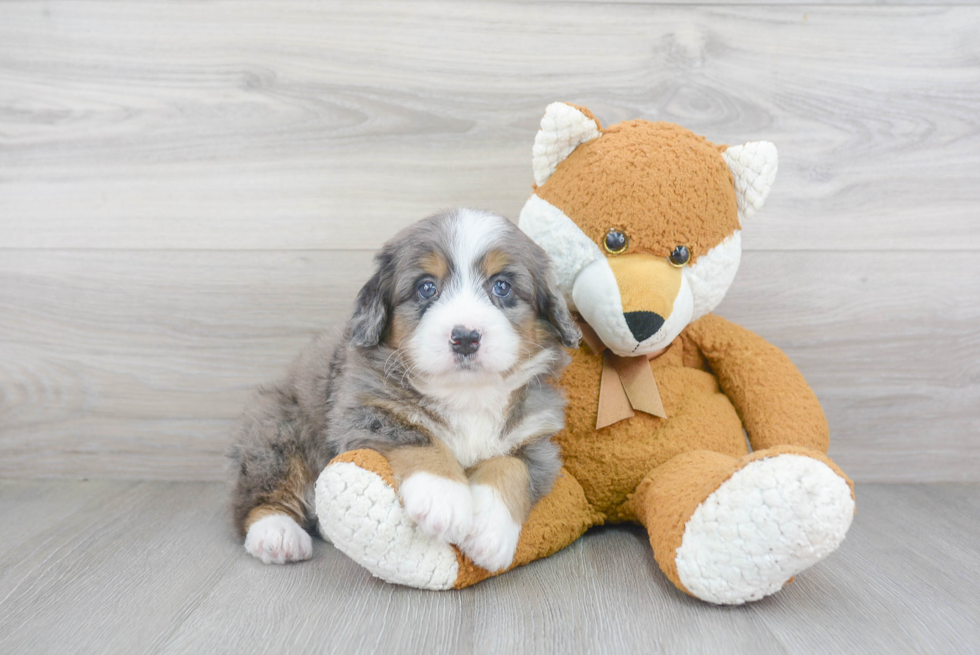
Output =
[
  {"x1": 624, "y1": 311, "x2": 665, "y2": 342},
  {"x1": 450, "y1": 325, "x2": 482, "y2": 355}
]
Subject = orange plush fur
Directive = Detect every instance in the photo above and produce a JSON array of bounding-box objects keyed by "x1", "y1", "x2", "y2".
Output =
[{"x1": 326, "y1": 104, "x2": 855, "y2": 603}]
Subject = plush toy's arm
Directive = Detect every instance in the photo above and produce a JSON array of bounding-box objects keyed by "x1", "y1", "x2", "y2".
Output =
[{"x1": 685, "y1": 314, "x2": 829, "y2": 453}]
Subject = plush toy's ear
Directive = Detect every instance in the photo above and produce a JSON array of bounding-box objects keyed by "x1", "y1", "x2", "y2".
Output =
[
  {"x1": 532, "y1": 102, "x2": 601, "y2": 186},
  {"x1": 722, "y1": 141, "x2": 778, "y2": 221}
]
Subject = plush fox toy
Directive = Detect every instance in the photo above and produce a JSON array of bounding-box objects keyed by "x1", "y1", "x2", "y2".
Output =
[{"x1": 316, "y1": 103, "x2": 855, "y2": 605}]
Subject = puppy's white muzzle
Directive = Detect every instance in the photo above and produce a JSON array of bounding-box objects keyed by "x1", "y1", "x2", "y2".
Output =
[{"x1": 409, "y1": 287, "x2": 519, "y2": 376}]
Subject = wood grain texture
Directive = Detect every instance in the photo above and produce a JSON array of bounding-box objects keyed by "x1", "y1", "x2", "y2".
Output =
[
  {"x1": 0, "y1": 249, "x2": 365, "y2": 480},
  {"x1": 1, "y1": 2, "x2": 979, "y2": 251},
  {"x1": 1, "y1": 249, "x2": 977, "y2": 482},
  {"x1": 0, "y1": 481, "x2": 978, "y2": 654},
  {"x1": 1, "y1": 0, "x2": 977, "y2": 482},
  {"x1": 553, "y1": 0, "x2": 977, "y2": 4}
]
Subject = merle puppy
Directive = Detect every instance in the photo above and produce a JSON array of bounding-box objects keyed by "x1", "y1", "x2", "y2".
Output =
[{"x1": 229, "y1": 209, "x2": 580, "y2": 572}]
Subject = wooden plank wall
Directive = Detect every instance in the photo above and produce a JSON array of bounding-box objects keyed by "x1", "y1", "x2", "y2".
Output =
[{"x1": 1, "y1": 1, "x2": 978, "y2": 482}]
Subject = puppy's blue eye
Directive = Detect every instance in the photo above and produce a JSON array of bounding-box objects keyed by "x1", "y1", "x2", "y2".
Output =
[
  {"x1": 492, "y1": 280, "x2": 511, "y2": 298},
  {"x1": 418, "y1": 281, "x2": 437, "y2": 300}
]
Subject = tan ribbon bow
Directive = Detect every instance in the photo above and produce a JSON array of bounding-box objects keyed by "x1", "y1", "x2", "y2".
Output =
[{"x1": 578, "y1": 321, "x2": 668, "y2": 430}]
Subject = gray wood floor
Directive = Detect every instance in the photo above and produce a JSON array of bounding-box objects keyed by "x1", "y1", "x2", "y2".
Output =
[{"x1": 1, "y1": 481, "x2": 977, "y2": 654}]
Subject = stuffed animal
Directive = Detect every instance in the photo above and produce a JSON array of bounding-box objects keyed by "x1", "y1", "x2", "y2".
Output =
[{"x1": 315, "y1": 103, "x2": 855, "y2": 604}]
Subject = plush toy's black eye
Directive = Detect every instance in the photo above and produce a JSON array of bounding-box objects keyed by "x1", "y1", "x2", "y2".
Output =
[
  {"x1": 492, "y1": 279, "x2": 511, "y2": 298},
  {"x1": 604, "y1": 228, "x2": 628, "y2": 254},
  {"x1": 417, "y1": 280, "x2": 437, "y2": 300},
  {"x1": 669, "y1": 245, "x2": 691, "y2": 267}
]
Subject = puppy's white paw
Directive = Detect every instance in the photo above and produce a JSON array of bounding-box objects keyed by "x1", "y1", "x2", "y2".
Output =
[
  {"x1": 399, "y1": 472, "x2": 473, "y2": 543},
  {"x1": 244, "y1": 514, "x2": 313, "y2": 565},
  {"x1": 460, "y1": 484, "x2": 521, "y2": 572}
]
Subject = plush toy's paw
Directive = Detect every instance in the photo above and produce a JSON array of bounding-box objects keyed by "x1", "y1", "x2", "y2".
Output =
[
  {"x1": 244, "y1": 514, "x2": 313, "y2": 565},
  {"x1": 398, "y1": 472, "x2": 473, "y2": 544},
  {"x1": 315, "y1": 451, "x2": 460, "y2": 590},
  {"x1": 459, "y1": 484, "x2": 521, "y2": 572},
  {"x1": 675, "y1": 454, "x2": 854, "y2": 605}
]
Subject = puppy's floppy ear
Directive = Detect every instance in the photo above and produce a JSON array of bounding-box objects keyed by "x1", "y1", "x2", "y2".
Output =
[
  {"x1": 348, "y1": 248, "x2": 395, "y2": 349},
  {"x1": 536, "y1": 264, "x2": 581, "y2": 349}
]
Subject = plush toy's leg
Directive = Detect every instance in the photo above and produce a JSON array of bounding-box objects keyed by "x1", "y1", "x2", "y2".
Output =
[
  {"x1": 455, "y1": 466, "x2": 596, "y2": 588},
  {"x1": 630, "y1": 445, "x2": 855, "y2": 605},
  {"x1": 316, "y1": 450, "x2": 595, "y2": 590}
]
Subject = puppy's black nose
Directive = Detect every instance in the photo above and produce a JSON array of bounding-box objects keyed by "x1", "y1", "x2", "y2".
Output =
[
  {"x1": 450, "y1": 325, "x2": 482, "y2": 355},
  {"x1": 624, "y1": 311, "x2": 665, "y2": 342}
]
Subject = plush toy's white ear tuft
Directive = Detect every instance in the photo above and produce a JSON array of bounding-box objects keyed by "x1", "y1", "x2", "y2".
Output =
[
  {"x1": 722, "y1": 141, "x2": 778, "y2": 221},
  {"x1": 532, "y1": 102, "x2": 601, "y2": 186}
]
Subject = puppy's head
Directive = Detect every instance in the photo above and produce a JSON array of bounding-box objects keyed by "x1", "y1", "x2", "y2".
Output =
[{"x1": 348, "y1": 209, "x2": 579, "y2": 379}]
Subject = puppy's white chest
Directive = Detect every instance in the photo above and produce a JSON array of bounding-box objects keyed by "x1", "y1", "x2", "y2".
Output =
[
  {"x1": 419, "y1": 377, "x2": 516, "y2": 468},
  {"x1": 442, "y1": 410, "x2": 508, "y2": 469}
]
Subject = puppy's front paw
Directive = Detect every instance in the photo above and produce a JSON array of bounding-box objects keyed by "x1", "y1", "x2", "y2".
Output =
[
  {"x1": 244, "y1": 514, "x2": 313, "y2": 564},
  {"x1": 460, "y1": 484, "x2": 521, "y2": 572},
  {"x1": 399, "y1": 472, "x2": 473, "y2": 543}
]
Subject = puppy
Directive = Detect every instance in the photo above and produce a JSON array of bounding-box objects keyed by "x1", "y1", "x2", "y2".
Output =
[{"x1": 228, "y1": 208, "x2": 580, "y2": 572}]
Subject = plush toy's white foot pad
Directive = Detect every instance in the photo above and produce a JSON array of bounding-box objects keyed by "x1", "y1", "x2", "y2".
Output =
[
  {"x1": 675, "y1": 454, "x2": 854, "y2": 605},
  {"x1": 460, "y1": 484, "x2": 521, "y2": 572},
  {"x1": 315, "y1": 462, "x2": 460, "y2": 590},
  {"x1": 244, "y1": 514, "x2": 313, "y2": 564}
]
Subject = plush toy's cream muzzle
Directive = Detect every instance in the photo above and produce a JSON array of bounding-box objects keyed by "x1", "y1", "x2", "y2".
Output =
[{"x1": 572, "y1": 254, "x2": 694, "y2": 357}]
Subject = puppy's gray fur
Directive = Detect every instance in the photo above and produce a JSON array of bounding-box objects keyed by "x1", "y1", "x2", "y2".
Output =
[{"x1": 228, "y1": 209, "x2": 579, "y2": 540}]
